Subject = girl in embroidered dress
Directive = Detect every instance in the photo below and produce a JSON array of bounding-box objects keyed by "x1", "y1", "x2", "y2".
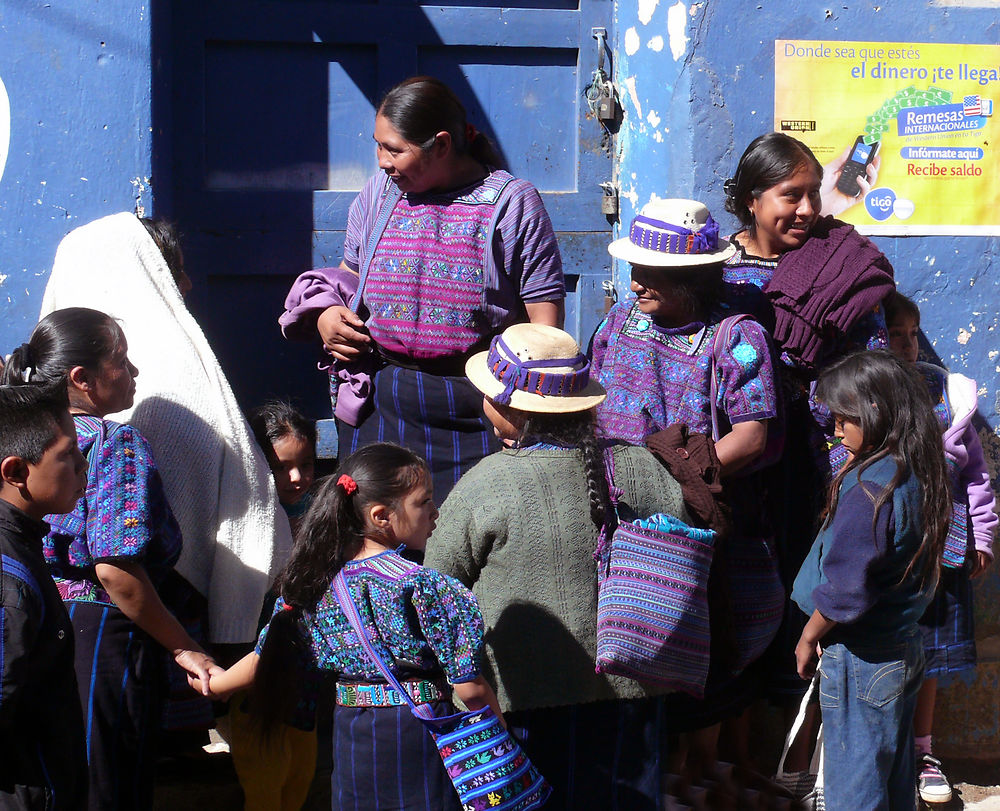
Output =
[
  {"x1": 280, "y1": 76, "x2": 565, "y2": 502},
  {"x1": 193, "y1": 443, "x2": 503, "y2": 811},
  {"x1": 1, "y1": 307, "x2": 220, "y2": 811},
  {"x1": 590, "y1": 199, "x2": 785, "y2": 778},
  {"x1": 792, "y1": 350, "x2": 952, "y2": 810}
]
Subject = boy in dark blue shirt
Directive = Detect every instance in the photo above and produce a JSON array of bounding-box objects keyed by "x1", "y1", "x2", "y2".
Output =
[{"x1": 0, "y1": 382, "x2": 87, "y2": 810}]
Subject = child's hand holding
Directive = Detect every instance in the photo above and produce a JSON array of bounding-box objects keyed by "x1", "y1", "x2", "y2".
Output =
[{"x1": 794, "y1": 635, "x2": 821, "y2": 680}]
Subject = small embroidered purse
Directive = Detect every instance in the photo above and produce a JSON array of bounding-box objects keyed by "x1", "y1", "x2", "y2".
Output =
[{"x1": 332, "y1": 571, "x2": 551, "y2": 811}]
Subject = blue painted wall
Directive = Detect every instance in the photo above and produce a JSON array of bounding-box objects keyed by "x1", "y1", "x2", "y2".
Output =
[
  {"x1": 0, "y1": 1, "x2": 155, "y2": 351},
  {"x1": 610, "y1": 0, "x2": 1000, "y2": 759}
]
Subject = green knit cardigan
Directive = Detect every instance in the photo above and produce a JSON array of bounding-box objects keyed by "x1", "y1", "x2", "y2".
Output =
[{"x1": 424, "y1": 444, "x2": 690, "y2": 713}]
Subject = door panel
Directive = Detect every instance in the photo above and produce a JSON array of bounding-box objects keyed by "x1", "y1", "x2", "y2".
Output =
[{"x1": 166, "y1": 0, "x2": 613, "y2": 415}]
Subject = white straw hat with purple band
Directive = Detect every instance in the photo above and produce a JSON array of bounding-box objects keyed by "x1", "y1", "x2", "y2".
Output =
[
  {"x1": 608, "y1": 198, "x2": 736, "y2": 267},
  {"x1": 465, "y1": 323, "x2": 606, "y2": 413}
]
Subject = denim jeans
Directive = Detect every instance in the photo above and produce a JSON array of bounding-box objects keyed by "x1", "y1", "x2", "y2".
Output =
[{"x1": 819, "y1": 628, "x2": 924, "y2": 810}]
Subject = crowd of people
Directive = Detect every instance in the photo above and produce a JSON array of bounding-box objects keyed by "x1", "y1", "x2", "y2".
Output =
[{"x1": 0, "y1": 74, "x2": 994, "y2": 811}]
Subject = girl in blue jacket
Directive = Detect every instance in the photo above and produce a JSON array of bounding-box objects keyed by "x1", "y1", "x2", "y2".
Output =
[{"x1": 792, "y1": 350, "x2": 952, "y2": 810}]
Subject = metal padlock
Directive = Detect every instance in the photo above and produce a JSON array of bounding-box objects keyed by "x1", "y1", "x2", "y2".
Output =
[
  {"x1": 602, "y1": 279, "x2": 617, "y2": 313},
  {"x1": 597, "y1": 85, "x2": 617, "y2": 122},
  {"x1": 600, "y1": 182, "x2": 618, "y2": 216}
]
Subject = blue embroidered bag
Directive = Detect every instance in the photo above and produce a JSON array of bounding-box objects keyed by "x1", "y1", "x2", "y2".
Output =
[
  {"x1": 332, "y1": 570, "x2": 551, "y2": 811},
  {"x1": 595, "y1": 452, "x2": 715, "y2": 697}
]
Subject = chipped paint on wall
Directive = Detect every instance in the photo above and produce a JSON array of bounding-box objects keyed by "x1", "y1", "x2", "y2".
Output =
[
  {"x1": 648, "y1": 35, "x2": 664, "y2": 51},
  {"x1": 624, "y1": 27, "x2": 641, "y2": 56},
  {"x1": 0, "y1": 76, "x2": 8, "y2": 186},
  {"x1": 646, "y1": 110, "x2": 661, "y2": 128},
  {"x1": 622, "y1": 76, "x2": 643, "y2": 119},
  {"x1": 637, "y1": 0, "x2": 659, "y2": 26},
  {"x1": 667, "y1": 1, "x2": 689, "y2": 61}
]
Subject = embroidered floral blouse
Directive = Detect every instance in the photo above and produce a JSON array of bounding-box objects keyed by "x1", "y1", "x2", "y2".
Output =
[
  {"x1": 44, "y1": 416, "x2": 183, "y2": 604},
  {"x1": 258, "y1": 549, "x2": 484, "y2": 684}
]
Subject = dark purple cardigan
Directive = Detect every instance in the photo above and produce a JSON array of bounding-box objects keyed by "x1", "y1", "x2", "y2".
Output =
[{"x1": 763, "y1": 216, "x2": 895, "y2": 377}]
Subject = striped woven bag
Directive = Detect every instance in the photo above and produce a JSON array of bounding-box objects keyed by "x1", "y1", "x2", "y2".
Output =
[{"x1": 595, "y1": 453, "x2": 715, "y2": 697}]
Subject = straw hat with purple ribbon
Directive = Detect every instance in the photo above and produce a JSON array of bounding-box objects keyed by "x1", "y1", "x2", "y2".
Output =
[
  {"x1": 465, "y1": 323, "x2": 606, "y2": 413},
  {"x1": 608, "y1": 198, "x2": 736, "y2": 267}
]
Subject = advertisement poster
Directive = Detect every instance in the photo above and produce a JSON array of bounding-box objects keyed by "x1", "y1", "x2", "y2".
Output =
[{"x1": 774, "y1": 40, "x2": 998, "y2": 235}]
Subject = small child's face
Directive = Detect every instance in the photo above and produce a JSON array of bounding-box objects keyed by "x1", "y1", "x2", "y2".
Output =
[
  {"x1": 25, "y1": 414, "x2": 87, "y2": 519},
  {"x1": 386, "y1": 470, "x2": 438, "y2": 552},
  {"x1": 270, "y1": 434, "x2": 315, "y2": 506},
  {"x1": 832, "y1": 413, "x2": 865, "y2": 464},
  {"x1": 888, "y1": 315, "x2": 919, "y2": 364}
]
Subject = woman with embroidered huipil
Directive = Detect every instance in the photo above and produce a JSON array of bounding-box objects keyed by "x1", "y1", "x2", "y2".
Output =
[
  {"x1": 281, "y1": 76, "x2": 564, "y2": 500},
  {"x1": 720, "y1": 134, "x2": 897, "y2": 785},
  {"x1": 590, "y1": 199, "x2": 785, "y2": 777}
]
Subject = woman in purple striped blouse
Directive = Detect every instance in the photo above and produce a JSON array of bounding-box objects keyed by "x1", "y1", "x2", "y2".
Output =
[{"x1": 281, "y1": 76, "x2": 565, "y2": 501}]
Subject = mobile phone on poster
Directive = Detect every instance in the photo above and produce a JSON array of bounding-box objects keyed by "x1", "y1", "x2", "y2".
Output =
[{"x1": 835, "y1": 136, "x2": 880, "y2": 197}]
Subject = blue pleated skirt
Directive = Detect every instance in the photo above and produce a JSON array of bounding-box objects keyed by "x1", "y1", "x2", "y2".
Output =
[
  {"x1": 338, "y1": 364, "x2": 499, "y2": 503},
  {"x1": 331, "y1": 701, "x2": 462, "y2": 811}
]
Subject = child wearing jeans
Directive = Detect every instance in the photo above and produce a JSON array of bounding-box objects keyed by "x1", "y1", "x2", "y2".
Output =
[
  {"x1": 792, "y1": 350, "x2": 953, "y2": 810},
  {"x1": 885, "y1": 292, "x2": 997, "y2": 804}
]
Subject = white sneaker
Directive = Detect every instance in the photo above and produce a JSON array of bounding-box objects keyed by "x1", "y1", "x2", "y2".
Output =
[{"x1": 917, "y1": 754, "x2": 953, "y2": 804}]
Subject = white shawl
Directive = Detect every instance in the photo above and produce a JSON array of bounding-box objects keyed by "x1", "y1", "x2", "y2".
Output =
[{"x1": 40, "y1": 212, "x2": 292, "y2": 643}]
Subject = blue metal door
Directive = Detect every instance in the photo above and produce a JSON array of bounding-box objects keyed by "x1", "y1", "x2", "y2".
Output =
[{"x1": 163, "y1": 0, "x2": 614, "y2": 415}]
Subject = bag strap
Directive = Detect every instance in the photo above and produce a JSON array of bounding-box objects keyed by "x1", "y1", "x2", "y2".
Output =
[
  {"x1": 775, "y1": 666, "x2": 820, "y2": 779},
  {"x1": 332, "y1": 569, "x2": 437, "y2": 721},
  {"x1": 594, "y1": 447, "x2": 624, "y2": 564},
  {"x1": 351, "y1": 180, "x2": 404, "y2": 316},
  {"x1": 709, "y1": 314, "x2": 751, "y2": 442}
]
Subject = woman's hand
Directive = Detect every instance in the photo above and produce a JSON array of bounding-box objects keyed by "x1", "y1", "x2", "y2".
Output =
[
  {"x1": 95, "y1": 561, "x2": 221, "y2": 696},
  {"x1": 174, "y1": 649, "x2": 224, "y2": 696},
  {"x1": 820, "y1": 146, "x2": 881, "y2": 216},
  {"x1": 317, "y1": 305, "x2": 371, "y2": 362},
  {"x1": 188, "y1": 651, "x2": 260, "y2": 701}
]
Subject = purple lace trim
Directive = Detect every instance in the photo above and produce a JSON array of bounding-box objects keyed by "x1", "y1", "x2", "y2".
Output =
[
  {"x1": 629, "y1": 214, "x2": 720, "y2": 255},
  {"x1": 487, "y1": 335, "x2": 591, "y2": 405}
]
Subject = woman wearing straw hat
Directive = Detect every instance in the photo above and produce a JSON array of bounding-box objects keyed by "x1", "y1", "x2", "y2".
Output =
[
  {"x1": 590, "y1": 199, "x2": 785, "y2": 773},
  {"x1": 425, "y1": 323, "x2": 688, "y2": 810}
]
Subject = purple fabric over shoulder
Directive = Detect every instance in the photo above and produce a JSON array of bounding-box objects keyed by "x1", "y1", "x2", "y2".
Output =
[{"x1": 279, "y1": 267, "x2": 360, "y2": 340}]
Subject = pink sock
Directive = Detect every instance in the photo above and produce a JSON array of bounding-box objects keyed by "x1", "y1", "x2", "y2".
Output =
[{"x1": 915, "y1": 735, "x2": 932, "y2": 757}]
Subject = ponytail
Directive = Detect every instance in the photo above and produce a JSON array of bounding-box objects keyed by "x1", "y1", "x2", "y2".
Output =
[
  {"x1": 378, "y1": 75, "x2": 506, "y2": 170},
  {"x1": 1, "y1": 343, "x2": 38, "y2": 384},
  {"x1": 1, "y1": 308, "x2": 121, "y2": 388},
  {"x1": 521, "y1": 410, "x2": 609, "y2": 530}
]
